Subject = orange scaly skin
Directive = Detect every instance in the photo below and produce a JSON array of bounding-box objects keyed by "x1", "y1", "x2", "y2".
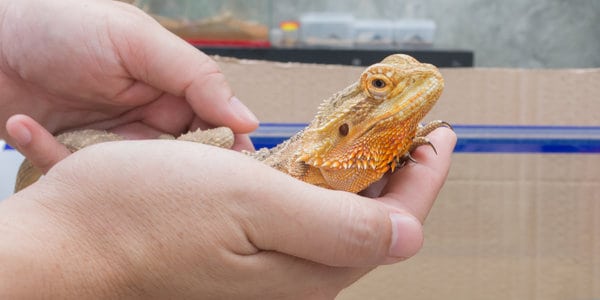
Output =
[
  {"x1": 253, "y1": 54, "x2": 447, "y2": 193},
  {"x1": 14, "y1": 54, "x2": 448, "y2": 194}
]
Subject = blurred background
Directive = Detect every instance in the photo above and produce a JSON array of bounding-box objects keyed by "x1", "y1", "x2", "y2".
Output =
[{"x1": 126, "y1": 0, "x2": 599, "y2": 68}]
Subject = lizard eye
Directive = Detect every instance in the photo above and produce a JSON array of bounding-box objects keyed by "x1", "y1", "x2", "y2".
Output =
[
  {"x1": 372, "y1": 78, "x2": 386, "y2": 89},
  {"x1": 339, "y1": 123, "x2": 349, "y2": 136},
  {"x1": 365, "y1": 74, "x2": 393, "y2": 100}
]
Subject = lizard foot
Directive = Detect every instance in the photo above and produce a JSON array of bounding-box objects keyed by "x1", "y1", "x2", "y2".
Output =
[
  {"x1": 391, "y1": 121, "x2": 453, "y2": 171},
  {"x1": 393, "y1": 136, "x2": 436, "y2": 170}
]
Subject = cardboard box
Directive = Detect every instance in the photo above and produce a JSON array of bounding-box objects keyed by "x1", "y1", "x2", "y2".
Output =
[
  {"x1": 215, "y1": 59, "x2": 600, "y2": 299},
  {"x1": 1, "y1": 57, "x2": 598, "y2": 299}
]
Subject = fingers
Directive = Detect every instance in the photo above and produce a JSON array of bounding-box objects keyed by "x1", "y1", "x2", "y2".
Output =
[
  {"x1": 5, "y1": 115, "x2": 71, "y2": 174},
  {"x1": 113, "y1": 9, "x2": 258, "y2": 133},
  {"x1": 380, "y1": 127, "x2": 457, "y2": 222},
  {"x1": 239, "y1": 172, "x2": 424, "y2": 267},
  {"x1": 231, "y1": 134, "x2": 255, "y2": 152}
]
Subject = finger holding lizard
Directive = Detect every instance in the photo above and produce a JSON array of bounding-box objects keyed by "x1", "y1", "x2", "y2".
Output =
[
  {"x1": 379, "y1": 127, "x2": 457, "y2": 223},
  {"x1": 1, "y1": 139, "x2": 450, "y2": 298},
  {"x1": 7, "y1": 114, "x2": 454, "y2": 265}
]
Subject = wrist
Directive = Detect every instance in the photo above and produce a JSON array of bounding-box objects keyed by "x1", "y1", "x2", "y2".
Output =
[{"x1": 0, "y1": 190, "x2": 130, "y2": 298}]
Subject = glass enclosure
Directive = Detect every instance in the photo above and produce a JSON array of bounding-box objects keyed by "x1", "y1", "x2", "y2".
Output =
[
  {"x1": 134, "y1": 0, "x2": 272, "y2": 46},
  {"x1": 131, "y1": 0, "x2": 435, "y2": 49}
]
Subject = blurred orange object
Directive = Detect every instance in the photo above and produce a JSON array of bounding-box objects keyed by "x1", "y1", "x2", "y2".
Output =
[{"x1": 280, "y1": 21, "x2": 299, "y2": 32}]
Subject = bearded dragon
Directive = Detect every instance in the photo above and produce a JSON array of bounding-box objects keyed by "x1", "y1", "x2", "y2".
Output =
[{"x1": 15, "y1": 54, "x2": 449, "y2": 193}]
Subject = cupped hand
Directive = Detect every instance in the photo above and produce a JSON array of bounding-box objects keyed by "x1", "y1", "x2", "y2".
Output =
[
  {"x1": 0, "y1": 0, "x2": 257, "y2": 150},
  {"x1": 2, "y1": 115, "x2": 455, "y2": 298}
]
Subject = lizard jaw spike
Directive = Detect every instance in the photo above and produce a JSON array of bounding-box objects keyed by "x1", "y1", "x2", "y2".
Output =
[
  {"x1": 296, "y1": 153, "x2": 310, "y2": 163},
  {"x1": 314, "y1": 157, "x2": 323, "y2": 166},
  {"x1": 369, "y1": 161, "x2": 377, "y2": 169},
  {"x1": 390, "y1": 161, "x2": 397, "y2": 172},
  {"x1": 303, "y1": 156, "x2": 323, "y2": 167}
]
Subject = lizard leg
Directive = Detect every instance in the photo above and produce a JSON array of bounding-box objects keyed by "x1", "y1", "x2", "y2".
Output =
[
  {"x1": 175, "y1": 127, "x2": 235, "y2": 149},
  {"x1": 415, "y1": 120, "x2": 453, "y2": 138}
]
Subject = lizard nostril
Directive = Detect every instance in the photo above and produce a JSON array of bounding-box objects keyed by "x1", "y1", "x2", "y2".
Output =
[{"x1": 339, "y1": 123, "x2": 349, "y2": 136}]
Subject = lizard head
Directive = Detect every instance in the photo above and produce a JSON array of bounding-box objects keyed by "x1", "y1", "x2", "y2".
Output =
[{"x1": 296, "y1": 54, "x2": 444, "y2": 177}]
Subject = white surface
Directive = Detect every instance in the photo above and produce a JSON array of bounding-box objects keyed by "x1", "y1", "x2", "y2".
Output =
[
  {"x1": 393, "y1": 19, "x2": 436, "y2": 45},
  {"x1": 0, "y1": 141, "x2": 24, "y2": 200},
  {"x1": 354, "y1": 20, "x2": 394, "y2": 45},
  {"x1": 299, "y1": 12, "x2": 355, "y2": 47}
]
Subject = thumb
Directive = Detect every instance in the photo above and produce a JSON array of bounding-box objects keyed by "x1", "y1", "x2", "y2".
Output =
[
  {"x1": 112, "y1": 4, "x2": 258, "y2": 133},
  {"x1": 6, "y1": 114, "x2": 71, "y2": 174},
  {"x1": 240, "y1": 173, "x2": 424, "y2": 267}
]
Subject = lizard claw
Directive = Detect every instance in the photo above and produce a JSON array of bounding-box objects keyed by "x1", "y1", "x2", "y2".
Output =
[
  {"x1": 389, "y1": 135, "x2": 439, "y2": 172},
  {"x1": 409, "y1": 136, "x2": 437, "y2": 155},
  {"x1": 406, "y1": 153, "x2": 418, "y2": 163},
  {"x1": 427, "y1": 140, "x2": 438, "y2": 155},
  {"x1": 391, "y1": 152, "x2": 416, "y2": 171}
]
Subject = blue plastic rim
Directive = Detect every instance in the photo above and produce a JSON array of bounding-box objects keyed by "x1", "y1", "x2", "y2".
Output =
[
  {"x1": 3, "y1": 124, "x2": 600, "y2": 154},
  {"x1": 250, "y1": 124, "x2": 600, "y2": 154}
]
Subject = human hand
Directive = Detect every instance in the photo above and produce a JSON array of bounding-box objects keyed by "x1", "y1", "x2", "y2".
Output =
[
  {"x1": 0, "y1": 0, "x2": 257, "y2": 150},
  {"x1": 1, "y1": 115, "x2": 455, "y2": 298}
]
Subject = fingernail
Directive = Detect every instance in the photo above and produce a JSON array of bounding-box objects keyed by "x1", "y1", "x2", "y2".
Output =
[
  {"x1": 9, "y1": 122, "x2": 32, "y2": 147},
  {"x1": 389, "y1": 214, "x2": 423, "y2": 259},
  {"x1": 230, "y1": 96, "x2": 259, "y2": 124}
]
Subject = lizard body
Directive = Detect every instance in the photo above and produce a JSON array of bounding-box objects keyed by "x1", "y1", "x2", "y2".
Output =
[{"x1": 14, "y1": 54, "x2": 448, "y2": 193}]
